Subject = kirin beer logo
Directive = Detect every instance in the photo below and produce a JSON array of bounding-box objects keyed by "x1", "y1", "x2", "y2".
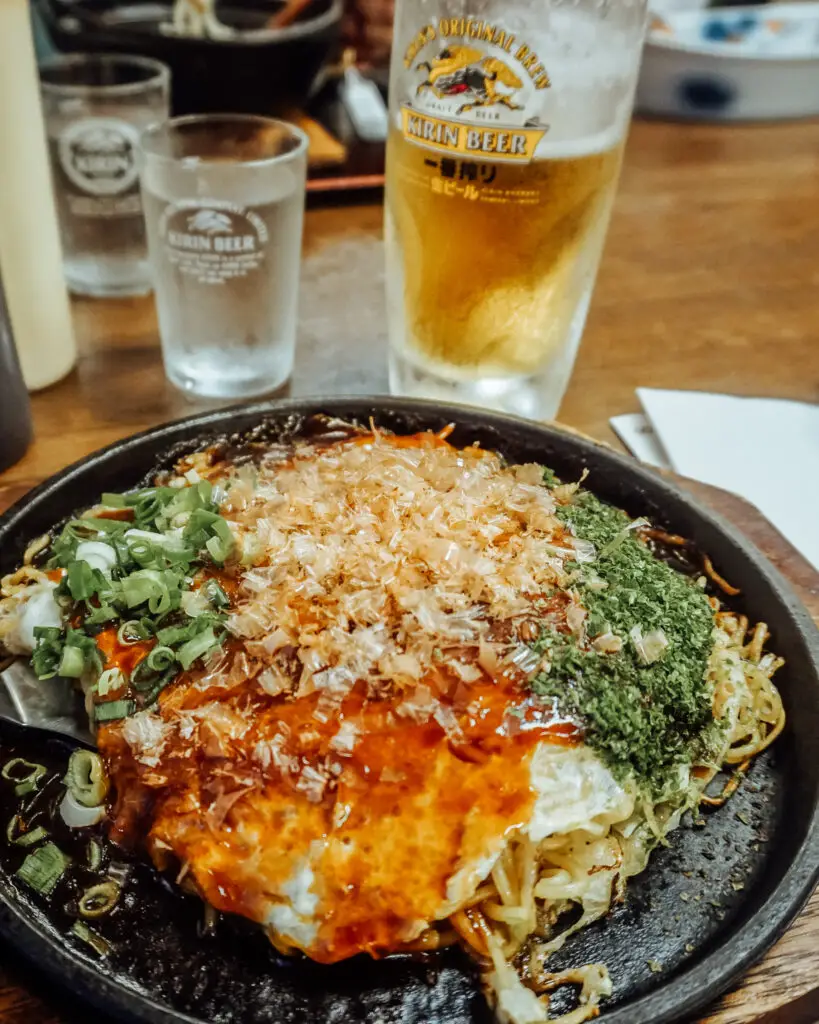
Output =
[
  {"x1": 186, "y1": 209, "x2": 234, "y2": 235},
  {"x1": 415, "y1": 45, "x2": 523, "y2": 116},
  {"x1": 161, "y1": 201, "x2": 269, "y2": 285},
  {"x1": 58, "y1": 118, "x2": 141, "y2": 196},
  {"x1": 401, "y1": 20, "x2": 551, "y2": 163}
]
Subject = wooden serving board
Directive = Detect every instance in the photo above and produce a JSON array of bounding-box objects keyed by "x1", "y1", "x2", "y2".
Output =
[{"x1": 0, "y1": 470, "x2": 816, "y2": 1024}]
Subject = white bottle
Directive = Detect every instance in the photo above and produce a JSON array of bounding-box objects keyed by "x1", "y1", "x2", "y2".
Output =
[{"x1": 0, "y1": 0, "x2": 76, "y2": 391}]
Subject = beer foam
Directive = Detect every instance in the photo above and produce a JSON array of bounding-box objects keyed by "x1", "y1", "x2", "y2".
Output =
[
  {"x1": 533, "y1": 126, "x2": 625, "y2": 161},
  {"x1": 391, "y1": 6, "x2": 642, "y2": 156},
  {"x1": 533, "y1": 8, "x2": 645, "y2": 84}
]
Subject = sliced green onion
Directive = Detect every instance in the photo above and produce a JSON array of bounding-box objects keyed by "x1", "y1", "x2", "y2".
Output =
[
  {"x1": 78, "y1": 879, "x2": 120, "y2": 919},
  {"x1": 18, "y1": 826, "x2": 48, "y2": 846},
  {"x1": 146, "y1": 645, "x2": 176, "y2": 672},
  {"x1": 117, "y1": 620, "x2": 143, "y2": 645},
  {"x1": 131, "y1": 488, "x2": 178, "y2": 529},
  {"x1": 66, "y1": 560, "x2": 99, "y2": 601},
  {"x1": 127, "y1": 540, "x2": 158, "y2": 567},
  {"x1": 155, "y1": 622, "x2": 192, "y2": 647},
  {"x1": 83, "y1": 602, "x2": 118, "y2": 626},
  {"x1": 97, "y1": 667, "x2": 126, "y2": 697},
  {"x1": 163, "y1": 479, "x2": 214, "y2": 523},
  {"x1": 33, "y1": 626, "x2": 62, "y2": 643},
  {"x1": 71, "y1": 919, "x2": 111, "y2": 957},
  {"x1": 186, "y1": 508, "x2": 220, "y2": 530},
  {"x1": 205, "y1": 535, "x2": 229, "y2": 563},
  {"x1": 204, "y1": 579, "x2": 230, "y2": 609},
  {"x1": 121, "y1": 569, "x2": 163, "y2": 608},
  {"x1": 116, "y1": 618, "x2": 155, "y2": 646},
  {"x1": 58, "y1": 644, "x2": 85, "y2": 679},
  {"x1": 128, "y1": 536, "x2": 193, "y2": 572},
  {"x1": 56, "y1": 630, "x2": 104, "y2": 679},
  {"x1": 155, "y1": 622, "x2": 187, "y2": 646},
  {"x1": 149, "y1": 590, "x2": 175, "y2": 615},
  {"x1": 60, "y1": 791, "x2": 105, "y2": 829},
  {"x1": 184, "y1": 509, "x2": 235, "y2": 564},
  {"x1": 6, "y1": 816, "x2": 49, "y2": 847},
  {"x1": 48, "y1": 517, "x2": 125, "y2": 568},
  {"x1": 2, "y1": 759, "x2": 47, "y2": 797},
  {"x1": 177, "y1": 627, "x2": 218, "y2": 670},
  {"x1": 121, "y1": 569, "x2": 179, "y2": 615},
  {"x1": 100, "y1": 493, "x2": 126, "y2": 508},
  {"x1": 3, "y1": 758, "x2": 45, "y2": 781},
  {"x1": 193, "y1": 478, "x2": 214, "y2": 503},
  {"x1": 210, "y1": 516, "x2": 234, "y2": 543},
  {"x1": 161, "y1": 546, "x2": 196, "y2": 569},
  {"x1": 31, "y1": 627, "x2": 64, "y2": 680},
  {"x1": 73, "y1": 516, "x2": 129, "y2": 535},
  {"x1": 15, "y1": 842, "x2": 69, "y2": 896},
  {"x1": 93, "y1": 700, "x2": 135, "y2": 723},
  {"x1": 131, "y1": 663, "x2": 176, "y2": 698},
  {"x1": 130, "y1": 658, "x2": 157, "y2": 689},
  {"x1": 87, "y1": 839, "x2": 103, "y2": 871},
  {"x1": 156, "y1": 613, "x2": 220, "y2": 647},
  {"x1": 206, "y1": 517, "x2": 235, "y2": 564},
  {"x1": 64, "y1": 750, "x2": 109, "y2": 808}
]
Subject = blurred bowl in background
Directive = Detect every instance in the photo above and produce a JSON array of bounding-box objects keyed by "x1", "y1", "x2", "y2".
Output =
[
  {"x1": 37, "y1": 0, "x2": 343, "y2": 116},
  {"x1": 637, "y1": 2, "x2": 819, "y2": 120}
]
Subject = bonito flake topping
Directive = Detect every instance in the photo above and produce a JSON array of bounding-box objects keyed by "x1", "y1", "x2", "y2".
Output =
[{"x1": 226, "y1": 433, "x2": 580, "y2": 706}]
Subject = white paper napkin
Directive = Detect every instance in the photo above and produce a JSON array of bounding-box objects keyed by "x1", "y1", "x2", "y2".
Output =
[{"x1": 610, "y1": 390, "x2": 819, "y2": 571}]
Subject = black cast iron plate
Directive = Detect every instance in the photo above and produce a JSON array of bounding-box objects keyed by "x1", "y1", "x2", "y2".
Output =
[{"x1": 0, "y1": 396, "x2": 817, "y2": 1024}]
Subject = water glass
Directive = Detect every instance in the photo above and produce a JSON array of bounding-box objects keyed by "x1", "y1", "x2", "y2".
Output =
[
  {"x1": 40, "y1": 54, "x2": 170, "y2": 297},
  {"x1": 139, "y1": 115, "x2": 308, "y2": 400}
]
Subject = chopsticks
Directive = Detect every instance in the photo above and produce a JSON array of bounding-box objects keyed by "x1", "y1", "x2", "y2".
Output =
[{"x1": 268, "y1": 0, "x2": 316, "y2": 29}]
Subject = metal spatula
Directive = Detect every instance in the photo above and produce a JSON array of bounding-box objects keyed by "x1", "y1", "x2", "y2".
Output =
[{"x1": 0, "y1": 659, "x2": 94, "y2": 746}]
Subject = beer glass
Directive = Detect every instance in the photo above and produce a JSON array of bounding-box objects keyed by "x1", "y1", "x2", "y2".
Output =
[
  {"x1": 140, "y1": 115, "x2": 308, "y2": 399},
  {"x1": 385, "y1": 0, "x2": 648, "y2": 418},
  {"x1": 40, "y1": 54, "x2": 170, "y2": 297}
]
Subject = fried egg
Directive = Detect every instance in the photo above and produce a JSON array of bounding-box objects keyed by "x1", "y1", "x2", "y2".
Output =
[{"x1": 98, "y1": 656, "x2": 632, "y2": 963}]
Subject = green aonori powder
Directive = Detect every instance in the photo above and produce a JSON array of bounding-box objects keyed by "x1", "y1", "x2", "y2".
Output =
[{"x1": 531, "y1": 483, "x2": 716, "y2": 797}]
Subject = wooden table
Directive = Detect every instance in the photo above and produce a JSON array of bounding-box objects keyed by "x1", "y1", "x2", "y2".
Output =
[{"x1": 1, "y1": 118, "x2": 818, "y2": 1024}]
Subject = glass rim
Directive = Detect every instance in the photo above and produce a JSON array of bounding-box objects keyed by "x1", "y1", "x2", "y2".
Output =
[
  {"x1": 139, "y1": 114, "x2": 310, "y2": 169},
  {"x1": 39, "y1": 53, "x2": 170, "y2": 96},
  {"x1": 197, "y1": 0, "x2": 343, "y2": 43}
]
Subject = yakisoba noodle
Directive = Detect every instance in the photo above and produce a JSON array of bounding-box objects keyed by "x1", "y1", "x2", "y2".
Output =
[{"x1": 0, "y1": 420, "x2": 784, "y2": 1023}]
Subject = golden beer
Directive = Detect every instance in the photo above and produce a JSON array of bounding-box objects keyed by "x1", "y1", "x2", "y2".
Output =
[
  {"x1": 385, "y1": 0, "x2": 647, "y2": 416},
  {"x1": 386, "y1": 130, "x2": 623, "y2": 378}
]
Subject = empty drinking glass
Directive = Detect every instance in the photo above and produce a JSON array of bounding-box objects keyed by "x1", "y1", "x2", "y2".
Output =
[
  {"x1": 140, "y1": 115, "x2": 308, "y2": 399},
  {"x1": 40, "y1": 54, "x2": 170, "y2": 297}
]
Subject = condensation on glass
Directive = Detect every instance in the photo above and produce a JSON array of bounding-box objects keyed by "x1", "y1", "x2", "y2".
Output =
[
  {"x1": 140, "y1": 114, "x2": 308, "y2": 400},
  {"x1": 40, "y1": 54, "x2": 170, "y2": 298},
  {"x1": 385, "y1": 0, "x2": 648, "y2": 418}
]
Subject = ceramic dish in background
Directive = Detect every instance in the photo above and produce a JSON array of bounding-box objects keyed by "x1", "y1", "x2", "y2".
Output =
[
  {"x1": 0, "y1": 396, "x2": 818, "y2": 1024},
  {"x1": 637, "y1": 2, "x2": 819, "y2": 119},
  {"x1": 37, "y1": 0, "x2": 343, "y2": 116}
]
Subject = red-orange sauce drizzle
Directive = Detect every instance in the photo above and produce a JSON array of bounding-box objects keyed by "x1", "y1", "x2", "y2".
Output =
[
  {"x1": 100, "y1": 662, "x2": 580, "y2": 961},
  {"x1": 96, "y1": 429, "x2": 581, "y2": 962}
]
